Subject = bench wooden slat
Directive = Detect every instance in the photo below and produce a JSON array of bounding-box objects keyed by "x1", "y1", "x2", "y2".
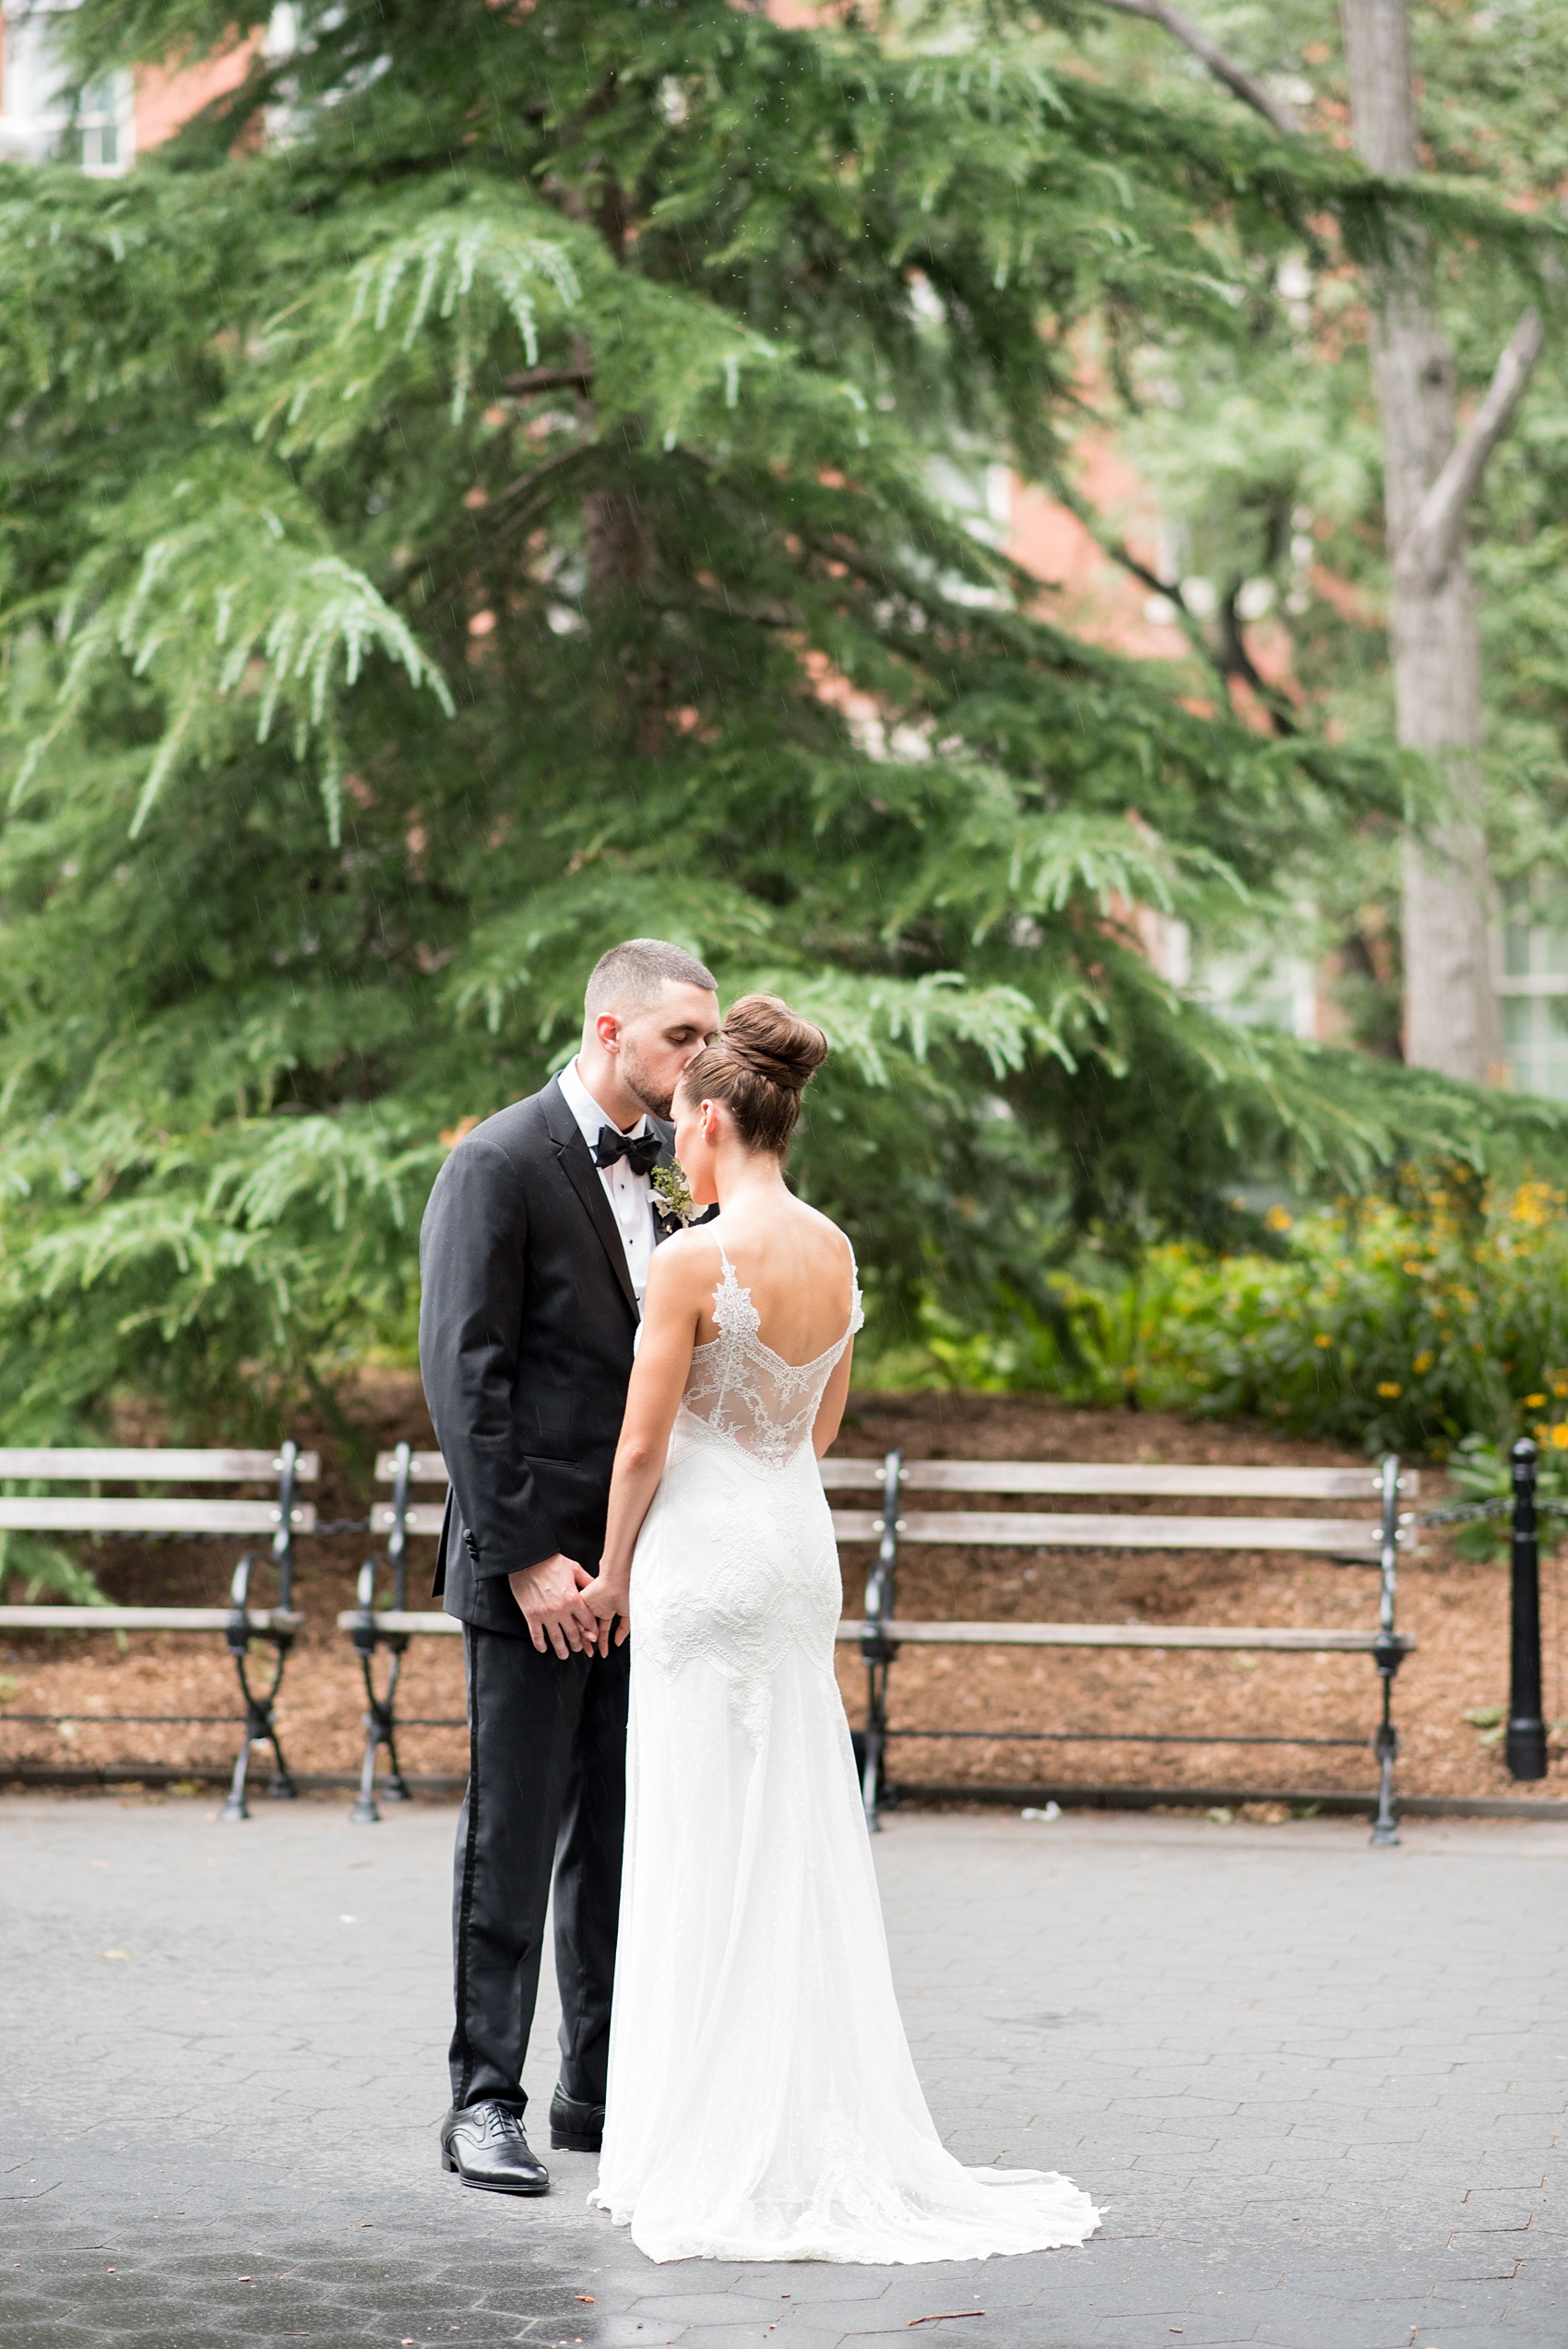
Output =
[
  {"x1": 828, "y1": 1508, "x2": 1396, "y2": 1555},
  {"x1": 373, "y1": 1503, "x2": 1399, "y2": 1553},
  {"x1": 833, "y1": 1618, "x2": 1414, "y2": 1654},
  {"x1": 0, "y1": 1605, "x2": 304, "y2": 1632},
  {"x1": 339, "y1": 1608, "x2": 459, "y2": 1634},
  {"x1": 0, "y1": 1448, "x2": 319, "y2": 1483},
  {"x1": 376, "y1": 1453, "x2": 1416, "y2": 1503},
  {"x1": 340, "y1": 1609, "x2": 1412, "y2": 1658},
  {"x1": 374, "y1": 1450, "x2": 448, "y2": 1483},
  {"x1": 818, "y1": 1459, "x2": 1417, "y2": 1499},
  {"x1": 370, "y1": 1502, "x2": 446, "y2": 1537},
  {"x1": 0, "y1": 1499, "x2": 317, "y2": 1534}
]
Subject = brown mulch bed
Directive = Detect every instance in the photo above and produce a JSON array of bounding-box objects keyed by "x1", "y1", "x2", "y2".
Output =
[{"x1": 4, "y1": 1381, "x2": 1565, "y2": 1803}]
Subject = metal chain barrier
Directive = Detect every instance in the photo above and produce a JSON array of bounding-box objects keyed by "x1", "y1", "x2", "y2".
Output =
[
  {"x1": 10, "y1": 1517, "x2": 376, "y2": 1544},
  {"x1": 1417, "y1": 1496, "x2": 1568, "y2": 1525}
]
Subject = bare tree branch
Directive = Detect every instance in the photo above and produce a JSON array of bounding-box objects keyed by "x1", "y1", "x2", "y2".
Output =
[
  {"x1": 500, "y1": 365, "x2": 595, "y2": 398},
  {"x1": 1216, "y1": 578, "x2": 1300, "y2": 736},
  {"x1": 1044, "y1": 470, "x2": 1300, "y2": 733},
  {"x1": 1393, "y1": 305, "x2": 1544, "y2": 596},
  {"x1": 1088, "y1": 0, "x2": 1301, "y2": 137},
  {"x1": 1087, "y1": 0, "x2": 1544, "y2": 547}
]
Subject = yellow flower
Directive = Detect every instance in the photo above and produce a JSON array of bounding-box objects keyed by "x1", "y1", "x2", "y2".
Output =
[
  {"x1": 1555, "y1": 1381, "x2": 1568, "y2": 1399},
  {"x1": 1377, "y1": 1382, "x2": 1402, "y2": 1399},
  {"x1": 1525, "y1": 1393, "x2": 1548, "y2": 1409},
  {"x1": 1553, "y1": 1424, "x2": 1568, "y2": 1452},
  {"x1": 1313, "y1": 1333, "x2": 1333, "y2": 1349},
  {"x1": 1412, "y1": 1353, "x2": 1433, "y2": 1375},
  {"x1": 1512, "y1": 1181, "x2": 1552, "y2": 1227},
  {"x1": 1401, "y1": 1259, "x2": 1424, "y2": 1276},
  {"x1": 1265, "y1": 1204, "x2": 1292, "y2": 1232}
]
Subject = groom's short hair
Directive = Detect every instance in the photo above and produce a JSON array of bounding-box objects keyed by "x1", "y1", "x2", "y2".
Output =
[{"x1": 586, "y1": 937, "x2": 718, "y2": 1019}]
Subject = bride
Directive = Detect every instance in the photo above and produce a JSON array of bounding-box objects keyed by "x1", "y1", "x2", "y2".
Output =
[{"x1": 583, "y1": 994, "x2": 1099, "y2": 2266}]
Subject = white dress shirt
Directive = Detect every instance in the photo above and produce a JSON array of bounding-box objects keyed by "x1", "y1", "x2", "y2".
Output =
[{"x1": 557, "y1": 1056, "x2": 656, "y2": 1307}]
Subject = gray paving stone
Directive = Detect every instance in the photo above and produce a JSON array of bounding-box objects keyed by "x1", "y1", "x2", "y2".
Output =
[{"x1": 4, "y1": 1797, "x2": 1568, "y2": 2349}]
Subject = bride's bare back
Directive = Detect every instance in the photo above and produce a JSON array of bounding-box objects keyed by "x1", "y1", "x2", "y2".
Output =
[{"x1": 687, "y1": 1198, "x2": 856, "y2": 1365}]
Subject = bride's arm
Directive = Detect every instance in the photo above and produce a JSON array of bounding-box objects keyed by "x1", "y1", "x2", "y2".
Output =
[{"x1": 585, "y1": 1237, "x2": 707, "y2": 1652}]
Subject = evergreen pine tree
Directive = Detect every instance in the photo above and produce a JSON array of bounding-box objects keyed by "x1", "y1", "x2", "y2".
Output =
[{"x1": 0, "y1": 0, "x2": 1561, "y2": 1436}]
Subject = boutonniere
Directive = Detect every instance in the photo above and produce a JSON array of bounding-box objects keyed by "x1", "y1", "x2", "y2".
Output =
[{"x1": 651, "y1": 1162, "x2": 705, "y2": 1231}]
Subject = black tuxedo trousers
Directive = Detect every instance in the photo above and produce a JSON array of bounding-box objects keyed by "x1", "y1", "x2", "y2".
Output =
[
  {"x1": 451, "y1": 1625, "x2": 629, "y2": 2112},
  {"x1": 419, "y1": 1077, "x2": 664, "y2": 2115}
]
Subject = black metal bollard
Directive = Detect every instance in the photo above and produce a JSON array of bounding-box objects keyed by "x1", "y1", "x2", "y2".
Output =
[
  {"x1": 856, "y1": 1449, "x2": 903, "y2": 1831},
  {"x1": 1506, "y1": 1438, "x2": 1549, "y2": 1782}
]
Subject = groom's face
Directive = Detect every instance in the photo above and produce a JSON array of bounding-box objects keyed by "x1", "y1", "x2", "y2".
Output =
[{"x1": 613, "y1": 981, "x2": 720, "y2": 1118}]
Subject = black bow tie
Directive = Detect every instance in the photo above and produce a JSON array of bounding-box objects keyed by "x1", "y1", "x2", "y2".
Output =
[{"x1": 594, "y1": 1125, "x2": 661, "y2": 1176}]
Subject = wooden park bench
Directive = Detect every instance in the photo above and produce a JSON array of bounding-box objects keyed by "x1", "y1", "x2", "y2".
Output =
[
  {"x1": 826, "y1": 1452, "x2": 1419, "y2": 1845},
  {"x1": 339, "y1": 1444, "x2": 462, "y2": 1821},
  {"x1": 0, "y1": 1442, "x2": 316, "y2": 1818},
  {"x1": 339, "y1": 1444, "x2": 1418, "y2": 1843}
]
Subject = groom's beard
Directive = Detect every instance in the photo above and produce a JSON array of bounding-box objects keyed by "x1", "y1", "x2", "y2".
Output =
[{"x1": 619, "y1": 1042, "x2": 675, "y2": 1121}]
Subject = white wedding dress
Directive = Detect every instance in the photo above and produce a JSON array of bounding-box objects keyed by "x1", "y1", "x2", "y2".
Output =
[{"x1": 589, "y1": 1242, "x2": 1100, "y2": 2265}]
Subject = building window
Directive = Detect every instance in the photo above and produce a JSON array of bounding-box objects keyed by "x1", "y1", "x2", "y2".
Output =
[
  {"x1": 0, "y1": 4, "x2": 134, "y2": 176},
  {"x1": 1498, "y1": 895, "x2": 1568, "y2": 1100}
]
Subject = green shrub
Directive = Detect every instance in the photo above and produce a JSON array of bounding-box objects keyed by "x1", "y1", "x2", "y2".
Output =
[
  {"x1": 860, "y1": 1174, "x2": 1568, "y2": 1461},
  {"x1": 0, "y1": 1529, "x2": 109, "y2": 1607}
]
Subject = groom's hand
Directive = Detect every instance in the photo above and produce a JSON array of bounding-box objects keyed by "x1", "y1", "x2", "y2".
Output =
[{"x1": 508, "y1": 1554, "x2": 598, "y2": 1658}]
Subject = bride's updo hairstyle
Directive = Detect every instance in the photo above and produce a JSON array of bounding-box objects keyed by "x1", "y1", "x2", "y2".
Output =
[{"x1": 677, "y1": 993, "x2": 828, "y2": 1155}]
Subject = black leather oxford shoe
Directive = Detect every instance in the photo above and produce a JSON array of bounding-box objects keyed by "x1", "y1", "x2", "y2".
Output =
[
  {"x1": 439, "y1": 2102, "x2": 550, "y2": 2194},
  {"x1": 549, "y1": 2085, "x2": 605, "y2": 2153}
]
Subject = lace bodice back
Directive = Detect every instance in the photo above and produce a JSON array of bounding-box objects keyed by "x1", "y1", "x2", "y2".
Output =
[{"x1": 679, "y1": 1243, "x2": 863, "y2": 1473}]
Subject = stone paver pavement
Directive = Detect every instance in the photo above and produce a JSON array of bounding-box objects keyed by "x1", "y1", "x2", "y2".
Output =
[{"x1": 1, "y1": 1794, "x2": 1564, "y2": 2348}]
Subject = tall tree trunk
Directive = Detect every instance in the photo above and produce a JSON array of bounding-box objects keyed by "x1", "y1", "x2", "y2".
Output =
[
  {"x1": 571, "y1": 322, "x2": 666, "y2": 756},
  {"x1": 1342, "y1": 0, "x2": 1501, "y2": 1083}
]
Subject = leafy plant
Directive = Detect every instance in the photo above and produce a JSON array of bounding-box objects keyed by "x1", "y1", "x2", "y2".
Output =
[
  {"x1": 0, "y1": 1530, "x2": 109, "y2": 1607},
  {"x1": 861, "y1": 1173, "x2": 1568, "y2": 1465}
]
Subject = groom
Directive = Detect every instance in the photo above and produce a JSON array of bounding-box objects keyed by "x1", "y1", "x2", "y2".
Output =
[{"x1": 420, "y1": 938, "x2": 719, "y2": 2193}]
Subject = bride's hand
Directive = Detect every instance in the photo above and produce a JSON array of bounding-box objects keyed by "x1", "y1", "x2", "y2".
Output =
[{"x1": 584, "y1": 1568, "x2": 631, "y2": 1657}]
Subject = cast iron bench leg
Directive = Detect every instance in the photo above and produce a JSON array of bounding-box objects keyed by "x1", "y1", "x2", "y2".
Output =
[
  {"x1": 856, "y1": 1449, "x2": 903, "y2": 1833},
  {"x1": 1370, "y1": 1644, "x2": 1402, "y2": 1848},
  {"x1": 1369, "y1": 1453, "x2": 1404, "y2": 1848},
  {"x1": 379, "y1": 1644, "x2": 411, "y2": 1805},
  {"x1": 222, "y1": 1554, "x2": 298, "y2": 1821},
  {"x1": 350, "y1": 1633, "x2": 411, "y2": 1826},
  {"x1": 349, "y1": 1556, "x2": 415, "y2": 1825}
]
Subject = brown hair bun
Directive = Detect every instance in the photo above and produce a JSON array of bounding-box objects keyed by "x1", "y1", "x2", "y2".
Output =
[
  {"x1": 676, "y1": 992, "x2": 829, "y2": 1154},
  {"x1": 720, "y1": 995, "x2": 829, "y2": 1095}
]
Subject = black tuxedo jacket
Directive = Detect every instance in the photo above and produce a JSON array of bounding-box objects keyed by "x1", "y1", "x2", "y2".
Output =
[{"x1": 418, "y1": 1075, "x2": 673, "y2": 1637}]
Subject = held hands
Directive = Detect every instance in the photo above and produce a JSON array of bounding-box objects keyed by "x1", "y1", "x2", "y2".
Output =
[
  {"x1": 508, "y1": 1554, "x2": 599, "y2": 1658},
  {"x1": 584, "y1": 1568, "x2": 632, "y2": 1658}
]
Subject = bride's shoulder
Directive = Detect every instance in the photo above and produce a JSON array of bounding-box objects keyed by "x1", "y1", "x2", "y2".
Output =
[
  {"x1": 790, "y1": 1199, "x2": 855, "y2": 1261},
  {"x1": 651, "y1": 1221, "x2": 724, "y2": 1266}
]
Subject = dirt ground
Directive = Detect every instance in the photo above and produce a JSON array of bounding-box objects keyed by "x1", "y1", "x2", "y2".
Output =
[{"x1": 3, "y1": 1375, "x2": 1565, "y2": 1804}]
